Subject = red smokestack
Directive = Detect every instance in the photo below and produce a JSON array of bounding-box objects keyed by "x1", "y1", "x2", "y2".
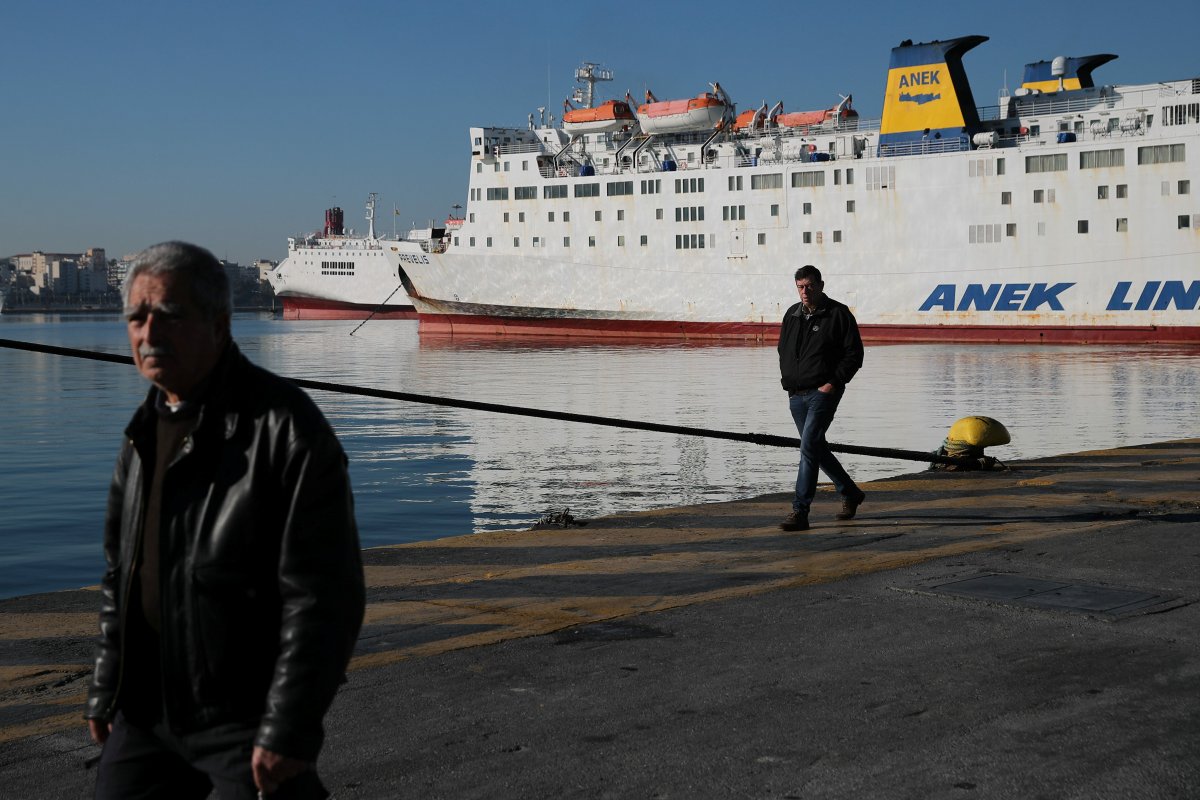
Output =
[{"x1": 324, "y1": 207, "x2": 344, "y2": 236}]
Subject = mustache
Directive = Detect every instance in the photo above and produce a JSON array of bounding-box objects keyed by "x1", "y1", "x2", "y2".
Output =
[{"x1": 138, "y1": 345, "x2": 174, "y2": 359}]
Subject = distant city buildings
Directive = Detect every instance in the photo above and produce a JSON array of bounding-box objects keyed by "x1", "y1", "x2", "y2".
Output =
[
  {"x1": 1, "y1": 249, "x2": 277, "y2": 310},
  {"x1": 10, "y1": 251, "x2": 107, "y2": 295}
]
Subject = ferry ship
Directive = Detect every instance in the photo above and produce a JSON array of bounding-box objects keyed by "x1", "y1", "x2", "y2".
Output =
[
  {"x1": 267, "y1": 194, "x2": 420, "y2": 320},
  {"x1": 282, "y1": 37, "x2": 1200, "y2": 342}
]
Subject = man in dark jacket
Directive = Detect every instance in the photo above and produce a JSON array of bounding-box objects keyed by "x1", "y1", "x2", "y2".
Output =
[
  {"x1": 86, "y1": 241, "x2": 365, "y2": 799},
  {"x1": 777, "y1": 264, "x2": 866, "y2": 531}
]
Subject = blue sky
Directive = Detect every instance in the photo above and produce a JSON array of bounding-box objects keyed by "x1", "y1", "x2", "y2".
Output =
[{"x1": 3, "y1": 0, "x2": 1196, "y2": 264}]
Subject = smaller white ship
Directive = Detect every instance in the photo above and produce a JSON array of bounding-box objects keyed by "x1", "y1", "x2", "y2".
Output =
[{"x1": 268, "y1": 193, "x2": 417, "y2": 320}]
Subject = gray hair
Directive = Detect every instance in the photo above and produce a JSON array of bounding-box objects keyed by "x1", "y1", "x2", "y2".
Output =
[{"x1": 122, "y1": 241, "x2": 231, "y2": 320}]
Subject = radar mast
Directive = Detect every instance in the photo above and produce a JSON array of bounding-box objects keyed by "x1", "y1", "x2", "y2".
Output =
[
  {"x1": 365, "y1": 192, "x2": 377, "y2": 241},
  {"x1": 571, "y1": 62, "x2": 613, "y2": 109}
]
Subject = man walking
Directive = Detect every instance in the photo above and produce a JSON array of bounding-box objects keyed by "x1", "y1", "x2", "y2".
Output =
[
  {"x1": 86, "y1": 242, "x2": 365, "y2": 798},
  {"x1": 777, "y1": 265, "x2": 866, "y2": 532}
]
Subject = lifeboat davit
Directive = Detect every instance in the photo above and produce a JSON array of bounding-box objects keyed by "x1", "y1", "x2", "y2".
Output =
[
  {"x1": 563, "y1": 100, "x2": 636, "y2": 134},
  {"x1": 637, "y1": 85, "x2": 730, "y2": 135},
  {"x1": 776, "y1": 95, "x2": 858, "y2": 131},
  {"x1": 734, "y1": 102, "x2": 767, "y2": 132}
]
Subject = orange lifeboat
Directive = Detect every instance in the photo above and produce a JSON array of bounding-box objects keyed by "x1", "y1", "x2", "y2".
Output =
[
  {"x1": 777, "y1": 95, "x2": 858, "y2": 131},
  {"x1": 733, "y1": 102, "x2": 768, "y2": 132},
  {"x1": 562, "y1": 100, "x2": 636, "y2": 134},
  {"x1": 636, "y1": 84, "x2": 730, "y2": 135}
]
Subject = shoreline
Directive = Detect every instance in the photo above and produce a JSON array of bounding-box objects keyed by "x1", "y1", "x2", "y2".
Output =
[{"x1": 1, "y1": 305, "x2": 278, "y2": 315}]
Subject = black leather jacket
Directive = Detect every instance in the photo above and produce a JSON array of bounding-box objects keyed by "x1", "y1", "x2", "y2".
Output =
[
  {"x1": 86, "y1": 344, "x2": 365, "y2": 761},
  {"x1": 778, "y1": 296, "x2": 864, "y2": 392}
]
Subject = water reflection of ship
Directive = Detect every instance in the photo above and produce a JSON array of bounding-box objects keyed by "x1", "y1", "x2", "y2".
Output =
[
  {"x1": 278, "y1": 319, "x2": 1198, "y2": 537},
  {"x1": 451, "y1": 345, "x2": 783, "y2": 532},
  {"x1": 365, "y1": 339, "x2": 1198, "y2": 534}
]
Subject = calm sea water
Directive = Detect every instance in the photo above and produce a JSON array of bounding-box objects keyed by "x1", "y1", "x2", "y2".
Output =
[{"x1": 2, "y1": 313, "x2": 1198, "y2": 599}]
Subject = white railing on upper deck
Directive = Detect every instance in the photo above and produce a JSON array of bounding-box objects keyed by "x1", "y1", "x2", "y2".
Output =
[
  {"x1": 1009, "y1": 93, "x2": 1121, "y2": 118},
  {"x1": 495, "y1": 141, "x2": 544, "y2": 156},
  {"x1": 876, "y1": 136, "x2": 970, "y2": 157},
  {"x1": 1003, "y1": 82, "x2": 1199, "y2": 120},
  {"x1": 740, "y1": 117, "x2": 883, "y2": 139}
]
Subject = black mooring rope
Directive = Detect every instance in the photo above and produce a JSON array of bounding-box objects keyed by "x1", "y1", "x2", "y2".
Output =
[
  {"x1": 0, "y1": 338, "x2": 972, "y2": 466},
  {"x1": 348, "y1": 284, "x2": 405, "y2": 337}
]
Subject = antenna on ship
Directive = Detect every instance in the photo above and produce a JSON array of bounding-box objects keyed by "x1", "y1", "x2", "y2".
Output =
[
  {"x1": 365, "y1": 192, "x2": 377, "y2": 241},
  {"x1": 572, "y1": 62, "x2": 613, "y2": 109}
]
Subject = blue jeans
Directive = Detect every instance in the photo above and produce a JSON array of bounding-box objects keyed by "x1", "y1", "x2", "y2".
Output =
[{"x1": 788, "y1": 389, "x2": 858, "y2": 514}]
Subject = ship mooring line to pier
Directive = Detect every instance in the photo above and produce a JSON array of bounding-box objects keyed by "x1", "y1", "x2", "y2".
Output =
[
  {"x1": 348, "y1": 284, "x2": 407, "y2": 337},
  {"x1": 0, "y1": 337, "x2": 971, "y2": 466}
]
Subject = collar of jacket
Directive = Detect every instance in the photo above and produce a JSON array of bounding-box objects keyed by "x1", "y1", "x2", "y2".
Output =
[
  {"x1": 792, "y1": 296, "x2": 832, "y2": 318},
  {"x1": 125, "y1": 341, "x2": 245, "y2": 447}
]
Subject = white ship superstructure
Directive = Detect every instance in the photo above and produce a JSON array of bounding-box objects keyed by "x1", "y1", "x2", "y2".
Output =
[
  {"x1": 372, "y1": 36, "x2": 1197, "y2": 342},
  {"x1": 268, "y1": 194, "x2": 418, "y2": 320}
]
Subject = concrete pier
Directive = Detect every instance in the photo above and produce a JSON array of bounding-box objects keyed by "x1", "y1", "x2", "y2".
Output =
[{"x1": 3, "y1": 440, "x2": 1198, "y2": 797}]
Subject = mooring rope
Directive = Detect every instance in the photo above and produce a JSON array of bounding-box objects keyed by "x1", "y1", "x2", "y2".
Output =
[
  {"x1": 0, "y1": 337, "x2": 972, "y2": 466},
  {"x1": 348, "y1": 284, "x2": 406, "y2": 337}
]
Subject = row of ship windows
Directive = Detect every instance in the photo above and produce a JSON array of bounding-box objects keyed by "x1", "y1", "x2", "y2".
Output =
[
  {"x1": 970, "y1": 214, "x2": 1198, "y2": 242},
  {"x1": 475, "y1": 144, "x2": 1185, "y2": 205},
  {"x1": 1162, "y1": 103, "x2": 1200, "y2": 126},
  {"x1": 319, "y1": 261, "x2": 356, "y2": 275},
  {"x1": 475, "y1": 144, "x2": 1186, "y2": 198},
  {"x1": 471, "y1": 200, "x2": 854, "y2": 226},
  {"x1": 457, "y1": 231, "x2": 846, "y2": 249},
  {"x1": 453, "y1": 211, "x2": 1199, "y2": 252},
  {"x1": 470, "y1": 169, "x2": 864, "y2": 202},
  {"x1": 465, "y1": 181, "x2": 1190, "y2": 229},
  {"x1": 1016, "y1": 144, "x2": 1184, "y2": 175},
  {"x1": 998, "y1": 180, "x2": 1191, "y2": 205}
]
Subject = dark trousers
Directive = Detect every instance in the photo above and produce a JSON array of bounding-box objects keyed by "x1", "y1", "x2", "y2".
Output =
[
  {"x1": 95, "y1": 711, "x2": 328, "y2": 799},
  {"x1": 95, "y1": 711, "x2": 258, "y2": 799}
]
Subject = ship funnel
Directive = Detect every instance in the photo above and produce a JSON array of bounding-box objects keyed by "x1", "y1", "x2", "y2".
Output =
[
  {"x1": 1020, "y1": 53, "x2": 1118, "y2": 93},
  {"x1": 325, "y1": 207, "x2": 344, "y2": 236},
  {"x1": 879, "y1": 35, "x2": 988, "y2": 154}
]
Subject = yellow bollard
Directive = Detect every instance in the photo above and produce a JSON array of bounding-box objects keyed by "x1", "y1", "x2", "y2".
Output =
[{"x1": 933, "y1": 416, "x2": 1011, "y2": 470}]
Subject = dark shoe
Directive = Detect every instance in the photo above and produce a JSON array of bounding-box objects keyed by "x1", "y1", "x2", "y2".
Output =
[
  {"x1": 780, "y1": 511, "x2": 809, "y2": 531},
  {"x1": 836, "y1": 490, "x2": 866, "y2": 521}
]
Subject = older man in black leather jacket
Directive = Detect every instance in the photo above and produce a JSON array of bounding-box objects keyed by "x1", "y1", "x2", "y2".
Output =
[{"x1": 86, "y1": 241, "x2": 364, "y2": 799}]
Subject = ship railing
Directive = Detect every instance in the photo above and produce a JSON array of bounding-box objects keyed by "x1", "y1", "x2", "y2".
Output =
[
  {"x1": 976, "y1": 104, "x2": 1004, "y2": 122},
  {"x1": 495, "y1": 141, "x2": 544, "y2": 156},
  {"x1": 876, "y1": 136, "x2": 969, "y2": 158},
  {"x1": 737, "y1": 117, "x2": 882, "y2": 142},
  {"x1": 1011, "y1": 92, "x2": 1122, "y2": 118},
  {"x1": 540, "y1": 162, "x2": 581, "y2": 179},
  {"x1": 1006, "y1": 82, "x2": 1198, "y2": 118}
]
